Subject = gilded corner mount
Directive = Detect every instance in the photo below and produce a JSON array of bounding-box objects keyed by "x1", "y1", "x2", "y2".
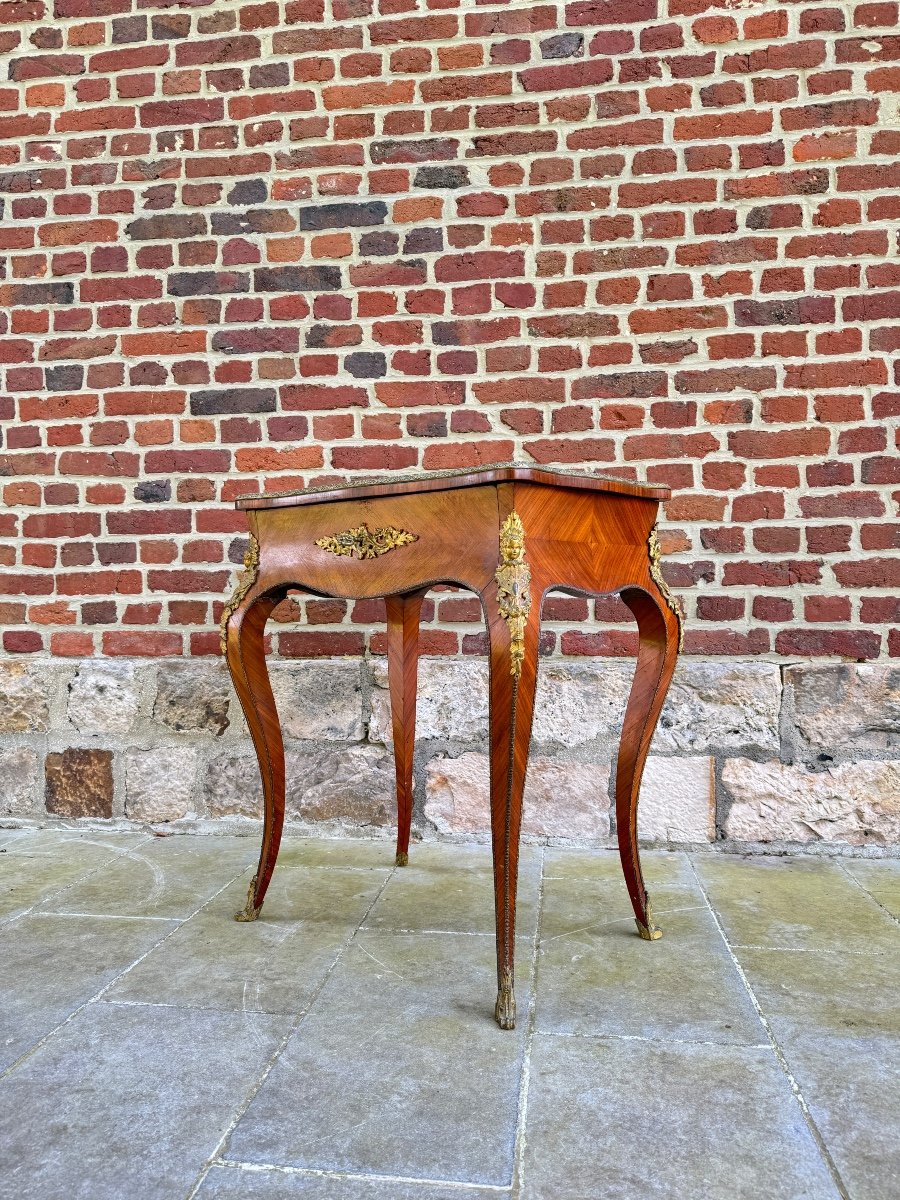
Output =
[
  {"x1": 495, "y1": 511, "x2": 532, "y2": 679},
  {"x1": 648, "y1": 526, "x2": 685, "y2": 653},
  {"x1": 219, "y1": 533, "x2": 261, "y2": 655},
  {"x1": 495, "y1": 966, "x2": 516, "y2": 1030},
  {"x1": 315, "y1": 523, "x2": 417, "y2": 560},
  {"x1": 234, "y1": 874, "x2": 262, "y2": 923},
  {"x1": 635, "y1": 895, "x2": 663, "y2": 941}
]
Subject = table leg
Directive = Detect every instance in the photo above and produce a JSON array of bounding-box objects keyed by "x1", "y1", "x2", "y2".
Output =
[
  {"x1": 616, "y1": 585, "x2": 681, "y2": 941},
  {"x1": 483, "y1": 580, "x2": 540, "y2": 1031},
  {"x1": 385, "y1": 589, "x2": 426, "y2": 867},
  {"x1": 223, "y1": 591, "x2": 285, "y2": 923}
]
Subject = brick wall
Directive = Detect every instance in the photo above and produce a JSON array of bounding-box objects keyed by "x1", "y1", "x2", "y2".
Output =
[{"x1": 1, "y1": 0, "x2": 898, "y2": 666}]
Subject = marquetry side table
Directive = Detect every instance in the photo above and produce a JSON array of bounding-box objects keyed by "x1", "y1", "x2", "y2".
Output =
[{"x1": 221, "y1": 464, "x2": 683, "y2": 1029}]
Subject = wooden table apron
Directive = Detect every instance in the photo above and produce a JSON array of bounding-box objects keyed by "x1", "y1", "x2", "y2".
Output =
[{"x1": 221, "y1": 472, "x2": 683, "y2": 1030}]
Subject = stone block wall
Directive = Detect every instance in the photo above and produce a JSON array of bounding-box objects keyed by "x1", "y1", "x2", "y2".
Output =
[{"x1": 2, "y1": 656, "x2": 897, "y2": 853}]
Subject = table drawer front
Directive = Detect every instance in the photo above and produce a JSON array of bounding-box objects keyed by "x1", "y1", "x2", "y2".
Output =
[{"x1": 256, "y1": 485, "x2": 500, "y2": 597}]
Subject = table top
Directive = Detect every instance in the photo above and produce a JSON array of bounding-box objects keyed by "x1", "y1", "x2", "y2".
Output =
[{"x1": 234, "y1": 463, "x2": 670, "y2": 511}]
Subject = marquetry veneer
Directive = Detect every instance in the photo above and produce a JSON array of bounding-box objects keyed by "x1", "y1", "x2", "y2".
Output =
[{"x1": 221, "y1": 464, "x2": 683, "y2": 1029}]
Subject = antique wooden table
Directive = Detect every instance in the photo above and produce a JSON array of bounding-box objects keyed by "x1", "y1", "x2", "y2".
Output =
[{"x1": 221, "y1": 464, "x2": 683, "y2": 1029}]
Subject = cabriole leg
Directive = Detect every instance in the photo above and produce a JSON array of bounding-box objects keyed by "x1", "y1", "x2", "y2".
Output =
[
  {"x1": 616, "y1": 585, "x2": 680, "y2": 941},
  {"x1": 385, "y1": 588, "x2": 427, "y2": 867},
  {"x1": 223, "y1": 590, "x2": 285, "y2": 922},
  {"x1": 482, "y1": 512, "x2": 541, "y2": 1030}
]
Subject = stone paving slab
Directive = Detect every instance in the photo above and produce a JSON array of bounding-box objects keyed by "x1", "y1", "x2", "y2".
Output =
[
  {"x1": 522, "y1": 1033, "x2": 841, "y2": 1200},
  {"x1": 0, "y1": 831, "x2": 149, "y2": 922},
  {"x1": 363, "y1": 842, "x2": 541, "y2": 937},
  {"x1": 0, "y1": 830, "x2": 897, "y2": 1199},
  {"x1": 773, "y1": 1029, "x2": 900, "y2": 1200},
  {"x1": 274, "y1": 837, "x2": 397, "y2": 871},
  {"x1": 736, "y1": 947, "x2": 900, "y2": 1039},
  {"x1": 197, "y1": 1165, "x2": 508, "y2": 1199},
  {"x1": 227, "y1": 933, "x2": 530, "y2": 1186},
  {"x1": 0, "y1": 912, "x2": 178, "y2": 1072},
  {"x1": 0, "y1": 1002, "x2": 291, "y2": 1200},
  {"x1": 692, "y1": 854, "x2": 899, "y2": 953},
  {"x1": 38, "y1": 836, "x2": 257, "y2": 920},
  {"x1": 542, "y1": 846, "x2": 694, "y2": 885},
  {"x1": 537, "y1": 890, "x2": 762, "y2": 1044},
  {"x1": 842, "y1": 859, "x2": 900, "y2": 920},
  {"x1": 0, "y1": 827, "x2": 31, "y2": 849},
  {"x1": 108, "y1": 867, "x2": 389, "y2": 1015}
]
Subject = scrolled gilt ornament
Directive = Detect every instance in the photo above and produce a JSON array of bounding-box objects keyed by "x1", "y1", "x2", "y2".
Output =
[
  {"x1": 648, "y1": 525, "x2": 685, "y2": 653},
  {"x1": 315, "y1": 523, "x2": 417, "y2": 560},
  {"x1": 219, "y1": 533, "x2": 261, "y2": 655},
  {"x1": 495, "y1": 511, "x2": 532, "y2": 678}
]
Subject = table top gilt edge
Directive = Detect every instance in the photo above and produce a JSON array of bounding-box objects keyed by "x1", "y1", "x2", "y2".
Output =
[{"x1": 233, "y1": 463, "x2": 671, "y2": 511}]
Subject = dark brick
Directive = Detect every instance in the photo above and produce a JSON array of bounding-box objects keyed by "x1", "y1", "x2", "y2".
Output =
[
  {"x1": 250, "y1": 62, "x2": 290, "y2": 88},
  {"x1": 227, "y1": 178, "x2": 267, "y2": 205},
  {"x1": 135, "y1": 479, "x2": 171, "y2": 503},
  {"x1": 541, "y1": 33, "x2": 584, "y2": 59},
  {"x1": 359, "y1": 230, "x2": 399, "y2": 256},
  {"x1": 126, "y1": 213, "x2": 207, "y2": 240},
  {"x1": 82, "y1": 601, "x2": 117, "y2": 624},
  {"x1": 167, "y1": 271, "x2": 249, "y2": 297},
  {"x1": 735, "y1": 297, "x2": 835, "y2": 326},
  {"x1": 212, "y1": 328, "x2": 299, "y2": 354},
  {"x1": 112, "y1": 15, "x2": 146, "y2": 43},
  {"x1": 2, "y1": 282, "x2": 74, "y2": 305},
  {"x1": 8, "y1": 54, "x2": 84, "y2": 81},
  {"x1": 346, "y1": 352, "x2": 387, "y2": 378},
  {"x1": 305, "y1": 324, "x2": 357, "y2": 349},
  {"x1": 97, "y1": 543, "x2": 137, "y2": 565},
  {"x1": 211, "y1": 209, "x2": 295, "y2": 235},
  {"x1": 297, "y1": 201, "x2": 388, "y2": 231},
  {"x1": 404, "y1": 227, "x2": 443, "y2": 254},
  {"x1": 407, "y1": 412, "x2": 448, "y2": 437},
  {"x1": 371, "y1": 138, "x2": 458, "y2": 165},
  {"x1": 189, "y1": 388, "x2": 277, "y2": 415},
  {"x1": 413, "y1": 165, "x2": 470, "y2": 189},
  {"x1": 152, "y1": 14, "x2": 191, "y2": 39},
  {"x1": 45, "y1": 364, "x2": 84, "y2": 392},
  {"x1": 0, "y1": 168, "x2": 67, "y2": 194},
  {"x1": 45, "y1": 748, "x2": 113, "y2": 819},
  {"x1": 253, "y1": 266, "x2": 341, "y2": 291},
  {"x1": 31, "y1": 28, "x2": 63, "y2": 49}
]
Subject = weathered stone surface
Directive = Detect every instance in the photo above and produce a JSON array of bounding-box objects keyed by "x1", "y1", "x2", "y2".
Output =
[
  {"x1": 370, "y1": 659, "x2": 489, "y2": 744},
  {"x1": 124, "y1": 746, "x2": 197, "y2": 823},
  {"x1": 0, "y1": 663, "x2": 50, "y2": 733},
  {"x1": 532, "y1": 661, "x2": 632, "y2": 747},
  {"x1": 270, "y1": 661, "x2": 363, "y2": 741},
  {"x1": 0, "y1": 747, "x2": 39, "y2": 815},
  {"x1": 202, "y1": 752, "x2": 261, "y2": 819},
  {"x1": 424, "y1": 752, "x2": 611, "y2": 839},
  {"x1": 203, "y1": 745, "x2": 395, "y2": 826},
  {"x1": 67, "y1": 661, "x2": 140, "y2": 735},
  {"x1": 787, "y1": 664, "x2": 900, "y2": 756},
  {"x1": 286, "y1": 745, "x2": 395, "y2": 826},
  {"x1": 637, "y1": 756, "x2": 715, "y2": 843},
  {"x1": 45, "y1": 748, "x2": 114, "y2": 819},
  {"x1": 154, "y1": 661, "x2": 230, "y2": 736},
  {"x1": 723, "y1": 758, "x2": 900, "y2": 846},
  {"x1": 655, "y1": 662, "x2": 781, "y2": 754},
  {"x1": 372, "y1": 659, "x2": 780, "y2": 756}
]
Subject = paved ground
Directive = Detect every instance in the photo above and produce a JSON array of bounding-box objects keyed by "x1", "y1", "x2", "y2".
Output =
[{"x1": 0, "y1": 827, "x2": 897, "y2": 1200}]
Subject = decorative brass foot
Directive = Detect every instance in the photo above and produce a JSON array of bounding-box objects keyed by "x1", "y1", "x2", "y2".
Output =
[
  {"x1": 395, "y1": 850, "x2": 409, "y2": 867},
  {"x1": 495, "y1": 967, "x2": 516, "y2": 1030},
  {"x1": 234, "y1": 874, "x2": 262, "y2": 922},
  {"x1": 635, "y1": 896, "x2": 662, "y2": 941}
]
